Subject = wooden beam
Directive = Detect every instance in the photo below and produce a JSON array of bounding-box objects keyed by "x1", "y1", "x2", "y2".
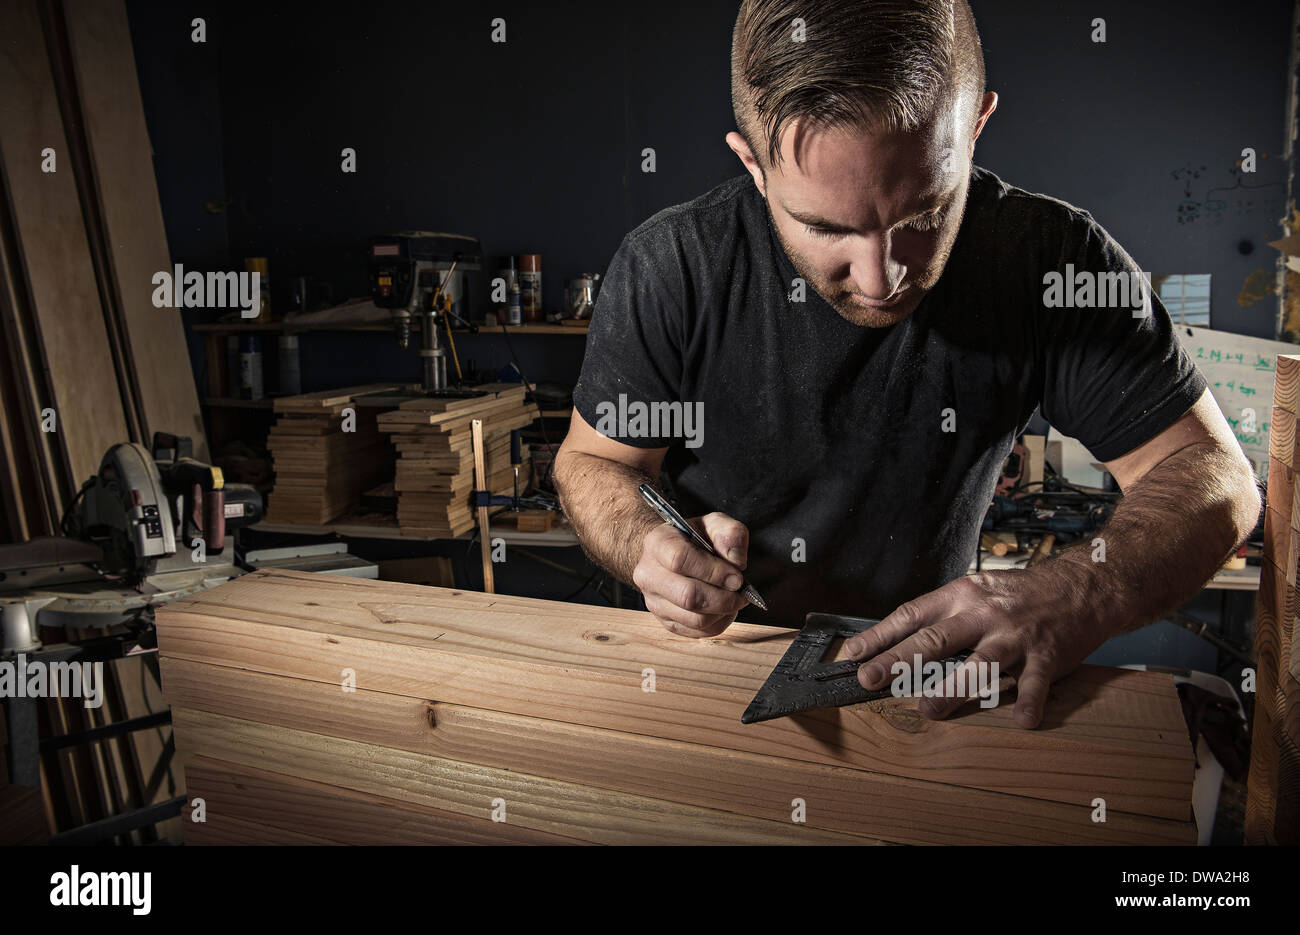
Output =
[
  {"x1": 1247, "y1": 353, "x2": 1300, "y2": 843},
  {"x1": 184, "y1": 756, "x2": 587, "y2": 846},
  {"x1": 182, "y1": 806, "x2": 337, "y2": 845},
  {"x1": 171, "y1": 707, "x2": 882, "y2": 846},
  {"x1": 155, "y1": 569, "x2": 1195, "y2": 821},
  {"x1": 160, "y1": 656, "x2": 1195, "y2": 844}
]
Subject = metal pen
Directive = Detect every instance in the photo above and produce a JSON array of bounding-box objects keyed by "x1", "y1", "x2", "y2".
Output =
[{"x1": 637, "y1": 483, "x2": 768, "y2": 611}]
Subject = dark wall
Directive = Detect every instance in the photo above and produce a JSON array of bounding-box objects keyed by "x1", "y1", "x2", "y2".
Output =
[
  {"x1": 127, "y1": 0, "x2": 1293, "y2": 386},
  {"x1": 972, "y1": 0, "x2": 1292, "y2": 339}
]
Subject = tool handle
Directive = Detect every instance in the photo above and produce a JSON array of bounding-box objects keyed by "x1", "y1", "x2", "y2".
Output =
[{"x1": 205, "y1": 489, "x2": 226, "y2": 552}]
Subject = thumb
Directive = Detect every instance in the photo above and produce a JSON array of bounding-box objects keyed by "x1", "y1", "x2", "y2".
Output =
[{"x1": 693, "y1": 512, "x2": 749, "y2": 570}]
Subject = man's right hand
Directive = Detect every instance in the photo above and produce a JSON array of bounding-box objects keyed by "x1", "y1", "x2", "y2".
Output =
[{"x1": 632, "y1": 512, "x2": 752, "y2": 638}]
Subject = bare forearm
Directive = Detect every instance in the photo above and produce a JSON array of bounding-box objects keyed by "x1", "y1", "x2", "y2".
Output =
[
  {"x1": 1035, "y1": 442, "x2": 1261, "y2": 636},
  {"x1": 553, "y1": 450, "x2": 660, "y2": 585}
]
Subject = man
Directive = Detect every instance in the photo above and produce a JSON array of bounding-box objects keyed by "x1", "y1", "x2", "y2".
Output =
[{"x1": 553, "y1": 0, "x2": 1260, "y2": 729}]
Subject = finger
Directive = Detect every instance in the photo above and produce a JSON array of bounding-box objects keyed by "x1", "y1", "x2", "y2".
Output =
[
  {"x1": 645, "y1": 594, "x2": 735, "y2": 637},
  {"x1": 653, "y1": 528, "x2": 745, "y2": 592},
  {"x1": 1011, "y1": 657, "x2": 1054, "y2": 729},
  {"x1": 694, "y1": 512, "x2": 750, "y2": 569},
  {"x1": 844, "y1": 587, "x2": 960, "y2": 662},
  {"x1": 634, "y1": 560, "x2": 749, "y2": 619},
  {"x1": 916, "y1": 647, "x2": 1009, "y2": 720},
  {"x1": 661, "y1": 563, "x2": 750, "y2": 618},
  {"x1": 856, "y1": 613, "x2": 985, "y2": 690}
]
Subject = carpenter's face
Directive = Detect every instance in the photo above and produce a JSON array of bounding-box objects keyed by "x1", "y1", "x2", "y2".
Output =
[{"x1": 734, "y1": 96, "x2": 987, "y2": 328}]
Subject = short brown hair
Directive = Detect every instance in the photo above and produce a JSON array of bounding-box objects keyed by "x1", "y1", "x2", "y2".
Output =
[{"x1": 732, "y1": 0, "x2": 985, "y2": 167}]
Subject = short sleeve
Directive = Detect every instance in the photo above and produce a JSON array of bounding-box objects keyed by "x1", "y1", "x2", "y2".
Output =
[
  {"x1": 1036, "y1": 218, "x2": 1207, "y2": 462},
  {"x1": 572, "y1": 233, "x2": 685, "y2": 448}
]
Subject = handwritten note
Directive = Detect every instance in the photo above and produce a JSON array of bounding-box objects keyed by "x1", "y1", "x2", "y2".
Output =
[{"x1": 1176, "y1": 325, "x2": 1297, "y2": 482}]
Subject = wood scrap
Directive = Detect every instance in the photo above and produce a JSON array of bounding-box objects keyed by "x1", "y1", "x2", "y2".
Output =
[
  {"x1": 265, "y1": 385, "x2": 400, "y2": 524},
  {"x1": 376, "y1": 384, "x2": 537, "y2": 537},
  {"x1": 155, "y1": 568, "x2": 1198, "y2": 845}
]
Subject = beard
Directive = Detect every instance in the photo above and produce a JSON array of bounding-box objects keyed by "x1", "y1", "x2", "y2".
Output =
[{"x1": 766, "y1": 200, "x2": 966, "y2": 329}]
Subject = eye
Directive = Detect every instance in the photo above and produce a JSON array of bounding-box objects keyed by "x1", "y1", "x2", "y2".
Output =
[
  {"x1": 902, "y1": 210, "x2": 945, "y2": 232},
  {"x1": 804, "y1": 225, "x2": 841, "y2": 239}
]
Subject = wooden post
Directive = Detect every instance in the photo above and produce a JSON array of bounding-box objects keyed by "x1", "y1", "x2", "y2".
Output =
[
  {"x1": 1247, "y1": 353, "x2": 1300, "y2": 843},
  {"x1": 472, "y1": 419, "x2": 494, "y2": 593}
]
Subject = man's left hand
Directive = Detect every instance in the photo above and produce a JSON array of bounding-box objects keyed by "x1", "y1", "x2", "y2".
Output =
[{"x1": 842, "y1": 568, "x2": 1107, "y2": 728}]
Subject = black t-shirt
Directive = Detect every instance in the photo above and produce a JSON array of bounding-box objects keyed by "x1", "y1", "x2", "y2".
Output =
[{"x1": 572, "y1": 166, "x2": 1206, "y2": 628}]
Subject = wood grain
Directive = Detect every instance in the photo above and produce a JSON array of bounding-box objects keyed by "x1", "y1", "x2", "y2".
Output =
[
  {"x1": 171, "y1": 707, "x2": 879, "y2": 846},
  {"x1": 181, "y1": 806, "x2": 336, "y2": 845},
  {"x1": 160, "y1": 656, "x2": 1195, "y2": 844},
  {"x1": 0, "y1": 0, "x2": 130, "y2": 484},
  {"x1": 183, "y1": 756, "x2": 586, "y2": 845},
  {"x1": 62, "y1": 0, "x2": 207, "y2": 458},
  {"x1": 1246, "y1": 354, "x2": 1300, "y2": 843},
  {"x1": 155, "y1": 569, "x2": 1195, "y2": 820}
]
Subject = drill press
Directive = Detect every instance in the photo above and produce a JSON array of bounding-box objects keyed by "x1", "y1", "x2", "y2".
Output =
[{"x1": 368, "y1": 232, "x2": 484, "y2": 392}]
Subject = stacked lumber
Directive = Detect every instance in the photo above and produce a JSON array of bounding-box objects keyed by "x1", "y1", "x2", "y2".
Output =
[
  {"x1": 377, "y1": 383, "x2": 537, "y2": 537},
  {"x1": 1249, "y1": 354, "x2": 1300, "y2": 844},
  {"x1": 266, "y1": 385, "x2": 403, "y2": 524},
  {"x1": 156, "y1": 569, "x2": 1196, "y2": 845}
]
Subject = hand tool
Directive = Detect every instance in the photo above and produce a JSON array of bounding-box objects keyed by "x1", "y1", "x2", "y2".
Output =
[
  {"x1": 741, "y1": 612, "x2": 970, "y2": 724},
  {"x1": 636, "y1": 484, "x2": 767, "y2": 611}
]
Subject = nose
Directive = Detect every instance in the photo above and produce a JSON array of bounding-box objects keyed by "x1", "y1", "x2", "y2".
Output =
[{"x1": 848, "y1": 232, "x2": 906, "y2": 300}]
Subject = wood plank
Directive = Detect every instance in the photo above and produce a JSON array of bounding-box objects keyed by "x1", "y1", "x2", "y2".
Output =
[
  {"x1": 0, "y1": 0, "x2": 130, "y2": 485},
  {"x1": 62, "y1": 0, "x2": 208, "y2": 459},
  {"x1": 1275, "y1": 355, "x2": 1300, "y2": 414},
  {"x1": 183, "y1": 756, "x2": 586, "y2": 845},
  {"x1": 171, "y1": 708, "x2": 880, "y2": 846},
  {"x1": 1247, "y1": 354, "x2": 1300, "y2": 843},
  {"x1": 472, "y1": 418, "x2": 494, "y2": 592},
  {"x1": 181, "y1": 806, "x2": 335, "y2": 845},
  {"x1": 1272, "y1": 406, "x2": 1296, "y2": 466},
  {"x1": 272, "y1": 383, "x2": 406, "y2": 413},
  {"x1": 160, "y1": 657, "x2": 1195, "y2": 844},
  {"x1": 154, "y1": 569, "x2": 1195, "y2": 820}
]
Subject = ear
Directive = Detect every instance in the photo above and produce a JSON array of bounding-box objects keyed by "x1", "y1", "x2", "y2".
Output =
[
  {"x1": 726, "y1": 131, "x2": 767, "y2": 197},
  {"x1": 968, "y1": 91, "x2": 998, "y2": 155}
]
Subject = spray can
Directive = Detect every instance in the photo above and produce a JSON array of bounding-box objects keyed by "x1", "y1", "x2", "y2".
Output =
[{"x1": 507, "y1": 281, "x2": 522, "y2": 326}]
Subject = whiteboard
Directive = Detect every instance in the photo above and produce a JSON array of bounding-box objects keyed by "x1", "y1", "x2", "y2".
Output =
[{"x1": 1176, "y1": 325, "x2": 1298, "y2": 483}]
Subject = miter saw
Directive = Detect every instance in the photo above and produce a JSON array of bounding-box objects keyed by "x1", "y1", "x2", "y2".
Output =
[{"x1": 0, "y1": 434, "x2": 263, "y2": 653}]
